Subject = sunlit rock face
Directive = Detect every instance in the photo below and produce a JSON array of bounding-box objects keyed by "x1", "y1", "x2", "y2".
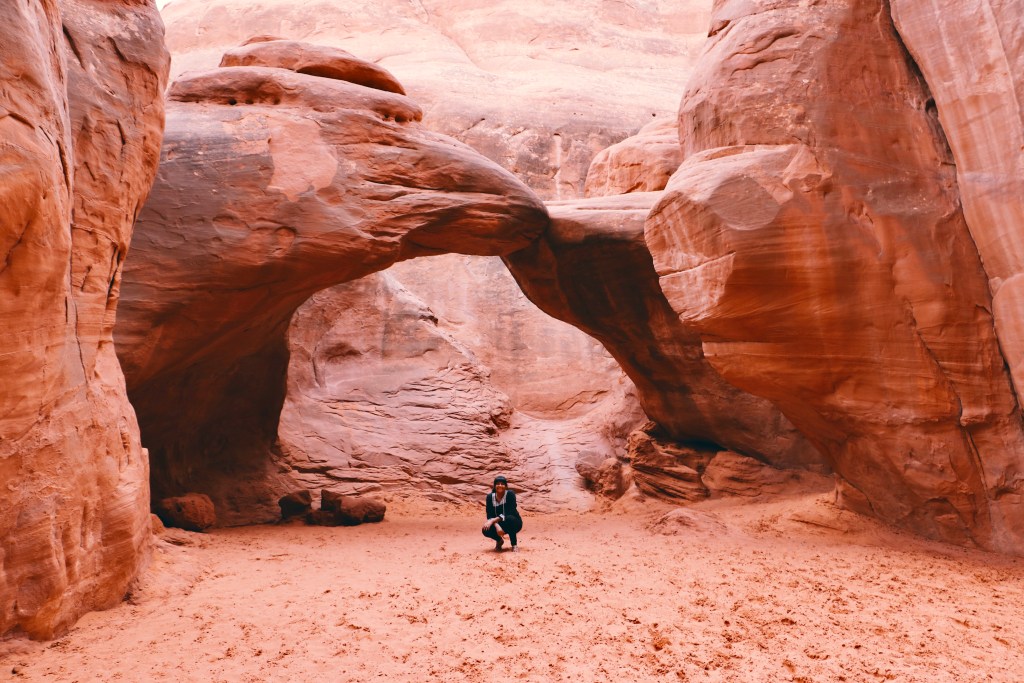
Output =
[
  {"x1": 646, "y1": 0, "x2": 1024, "y2": 551},
  {"x1": 115, "y1": 42, "x2": 549, "y2": 524},
  {"x1": 159, "y1": 0, "x2": 713, "y2": 200},
  {"x1": 278, "y1": 265, "x2": 643, "y2": 511},
  {"x1": 0, "y1": 0, "x2": 168, "y2": 638}
]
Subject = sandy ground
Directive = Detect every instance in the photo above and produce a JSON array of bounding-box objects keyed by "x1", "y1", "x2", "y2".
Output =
[{"x1": 4, "y1": 490, "x2": 1024, "y2": 682}]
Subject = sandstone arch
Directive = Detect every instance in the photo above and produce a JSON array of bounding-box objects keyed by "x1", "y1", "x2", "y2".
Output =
[{"x1": 115, "y1": 42, "x2": 548, "y2": 523}]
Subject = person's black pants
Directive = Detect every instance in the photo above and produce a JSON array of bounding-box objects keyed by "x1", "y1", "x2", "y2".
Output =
[{"x1": 483, "y1": 516, "x2": 522, "y2": 546}]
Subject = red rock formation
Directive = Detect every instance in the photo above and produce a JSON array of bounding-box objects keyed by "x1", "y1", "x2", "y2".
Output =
[
  {"x1": 115, "y1": 43, "x2": 549, "y2": 524},
  {"x1": 278, "y1": 269, "x2": 641, "y2": 510},
  {"x1": 0, "y1": 0, "x2": 168, "y2": 638},
  {"x1": 584, "y1": 117, "x2": 683, "y2": 198},
  {"x1": 889, "y1": 0, "x2": 1024, "y2": 414},
  {"x1": 646, "y1": 0, "x2": 1024, "y2": 551},
  {"x1": 159, "y1": 0, "x2": 713, "y2": 200},
  {"x1": 505, "y1": 193, "x2": 824, "y2": 471}
]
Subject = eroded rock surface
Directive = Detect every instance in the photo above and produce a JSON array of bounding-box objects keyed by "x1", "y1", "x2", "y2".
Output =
[
  {"x1": 160, "y1": 0, "x2": 713, "y2": 200},
  {"x1": 505, "y1": 192, "x2": 825, "y2": 471},
  {"x1": 0, "y1": 0, "x2": 168, "y2": 639},
  {"x1": 584, "y1": 117, "x2": 683, "y2": 198},
  {"x1": 646, "y1": 0, "x2": 1024, "y2": 551},
  {"x1": 890, "y1": 0, "x2": 1024, "y2": 412},
  {"x1": 278, "y1": 268, "x2": 642, "y2": 510},
  {"x1": 116, "y1": 42, "x2": 548, "y2": 524}
]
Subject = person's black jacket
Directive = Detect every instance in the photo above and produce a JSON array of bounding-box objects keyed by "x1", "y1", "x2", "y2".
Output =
[{"x1": 486, "y1": 489, "x2": 520, "y2": 525}]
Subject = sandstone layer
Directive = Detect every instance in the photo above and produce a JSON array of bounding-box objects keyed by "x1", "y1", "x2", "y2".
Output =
[
  {"x1": 505, "y1": 193, "x2": 824, "y2": 471},
  {"x1": 160, "y1": 0, "x2": 713, "y2": 200},
  {"x1": 278, "y1": 266, "x2": 642, "y2": 511},
  {"x1": 583, "y1": 117, "x2": 683, "y2": 198},
  {"x1": 1, "y1": 0, "x2": 168, "y2": 638},
  {"x1": 116, "y1": 42, "x2": 549, "y2": 524},
  {"x1": 646, "y1": 0, "x2": 1024, "y2": 550},
  {"x1": 889, "y1": 0, "x2": 1024, "y2": 410}
]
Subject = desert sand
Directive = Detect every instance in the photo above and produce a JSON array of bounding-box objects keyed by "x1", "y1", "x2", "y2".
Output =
[{"x1": 4, "y1": 490, "x2": 1024, "y2": 682}]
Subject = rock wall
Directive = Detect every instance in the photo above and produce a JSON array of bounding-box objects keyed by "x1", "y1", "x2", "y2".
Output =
[
  {"x1": 889, "y1": 0, "x2": 1024, "y2": 411},
  {"x1": 159, "y1": 0, "x2": 712, "y2": 200},
  {"x1": 0, "y1": 0, "x2": 168, "y2": 638},
  {"x1": 278, "y1": 268, "x2": 641, "y2": 510},
  {"x1": 115, "y1": 42, "x2": 549, "y2": 524},
  {"x1": 645, "y1": 0, "x2": 1024, "y2": 551},
  {"x1": 506, "y1": 193, "x2": 824, "y2": 471}
]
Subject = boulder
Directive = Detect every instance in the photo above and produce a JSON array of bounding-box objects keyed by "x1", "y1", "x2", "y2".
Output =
[
  {"x1": 314, "y1": 490, "x2": 386, "y2": 526},
  {"x1": 155, "y1": 494, "x2": 217, "y2": 532},
  {"x1": 702, "y1": 451, "x2": 799, "y2": 499},
  {"x1": 278, "y1": 490, "x2": 313, "y2": 520},
  {"x1": 576, "y1": 454, "x2": 631, "y2": 499},
  {"x1": 584, "y1": 117, "x2": 682, "y2": 197}
]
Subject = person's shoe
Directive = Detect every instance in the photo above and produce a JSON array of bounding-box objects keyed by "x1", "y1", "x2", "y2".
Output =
[
  {"x1": 511, "y1": 545, "x2": 519, "y2": 553},
  {"x1": 495, "y1": 537, "x2": 504, "y2": 551}
]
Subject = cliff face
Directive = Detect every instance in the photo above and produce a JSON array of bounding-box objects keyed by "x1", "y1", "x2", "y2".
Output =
[
  {"x1": 890, "y1": 0, "x2": 1024, "y2": 414},
  {"x1": 277, "y1": 266, "x2": 642, "y2": 511},
  {"x1": 643, "y1": 0, "x2": 1024, "y2": 550},
  {"x1": 0, "y1": 0, "x2": 168, "y2": 638}
]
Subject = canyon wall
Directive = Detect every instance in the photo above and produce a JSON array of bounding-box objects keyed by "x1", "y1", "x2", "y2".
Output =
[
  {"x1": 644, "y1": 0, "x2": 1024, "y2": 551},
  {"x1": 278, "y1": 266, "x2": 641, "y2": 510},
  {"x1": 0, "y1": 0, "x2": 168, "y2": 638}
]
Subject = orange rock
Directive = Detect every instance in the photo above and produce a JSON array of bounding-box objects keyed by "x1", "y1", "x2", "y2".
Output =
[
  {"x1": 646, "y1": 0, "x2": 1024, "y2": 551},
  {"x1": 155, "y1": 494, "x2": 217, "y2": 532},
  {"x1": 0, "y1": 0, "x2": 168, "y2": 639},
  {"x1": 115, "y1": 43, "x2": 548, "y2": 525},
  {"x1": 890, "y1": 0, "x2": 1024, "y2": 417},
  {"x1": 277, "y1": 269, "x2": 640, "y2": 510},
  {"x1": 160, "y1": 0, "x2": 713, "y2": 200},
  {"x1": 505, "y1": 193, "x2": 825, "y2": 471},
  {"x1": 584, "y1": 117, "x2": 682, "y2": 198}
]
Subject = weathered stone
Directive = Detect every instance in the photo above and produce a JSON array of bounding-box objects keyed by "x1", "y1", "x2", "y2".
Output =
[
  {"x1": 627, "y1": 429, "x2": 711, "y2": 503},
  {"x1": 155, "y1": 494, "x2": 216, "y2": 532},
  {"x1": 220, "y1": 37, "x2": 406, "y2": 94},
  {"x1": 0, "y1": 0, "x2": 168, "y2": 639},
  {"x1": 278, "y1": 490, "x2": 313, "y2": 520},
  {"x1": 320, "y1": 489, "x2": 344, "y2": 515},
  {"x1": 584, "y1": 117, "x2": 682, "y2": 198},
  {"x1": 116, "y1": 43, "x2": 548, "y2": 525},
  {"x1": 575, "y1": 454, "x2": 630, "y2": 499},
  {"x1": 312, "y1": 491, "x2": 386, "y2": 526},
  {"x1": 890, "y1": 0, "x2": 1024, "y2": 417},
  {"x1": 702, "y1": 451, "x2": 799, "y2": 499},
  {"x1": 505, "y1": 193, "x2": 825, "y2": 471},
  {"x1": 160, "y1": 0, "x2": 713, "y2": 200},
  {"x1": 338, "y1": 497, "x2": 387, "y2": 525},
  {"x1": 277, "y1": 267, "x2": 642, "y2": 510},
  {"x1": 646, "y1": 0, "x2": 1024, "y2": 551}
]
